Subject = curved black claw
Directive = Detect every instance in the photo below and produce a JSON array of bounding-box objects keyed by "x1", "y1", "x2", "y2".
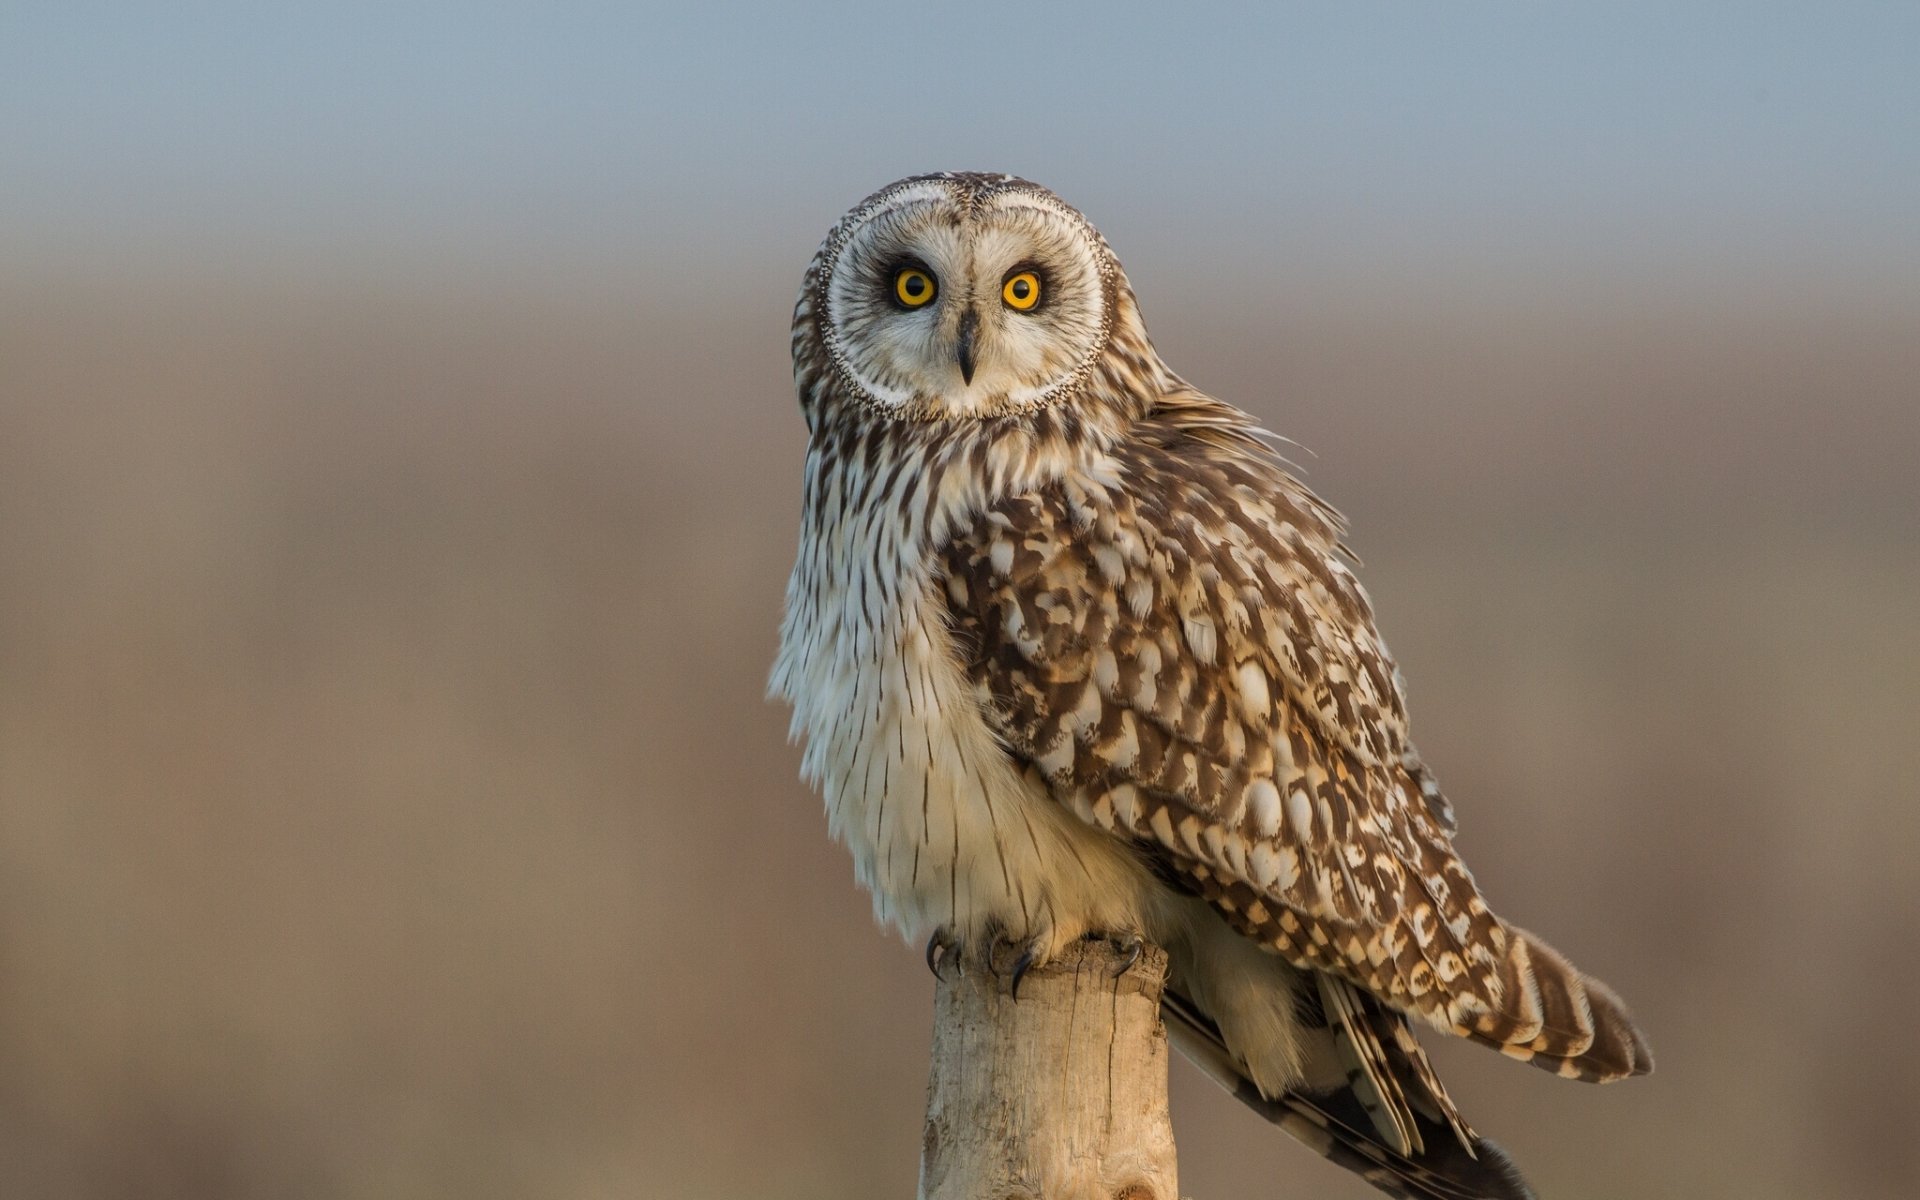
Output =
[
  {"x1": 1009, "y1": 947, "x2": 1038, "y2": 1000},
  {"x1": 1109, "y1": 934, "x2": 1144, "y2": 978},
  {"x1": 925, "y1": 931, "x2": 960, "y2": 980}
]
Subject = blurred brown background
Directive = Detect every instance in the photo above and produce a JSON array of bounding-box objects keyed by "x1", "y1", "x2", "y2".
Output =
[{"x1": 3, "y1": 7, "x2": 1917, "y2": 1199}]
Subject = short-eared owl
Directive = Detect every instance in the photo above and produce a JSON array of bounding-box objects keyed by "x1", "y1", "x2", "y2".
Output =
[{"x1": 771, "y1": 173, "x2": 1652, "y2": 1199}]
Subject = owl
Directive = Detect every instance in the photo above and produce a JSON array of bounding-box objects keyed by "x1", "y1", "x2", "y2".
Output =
[{"x1": 771, "y1": 173, "x2": 1652, "y2": 1199}]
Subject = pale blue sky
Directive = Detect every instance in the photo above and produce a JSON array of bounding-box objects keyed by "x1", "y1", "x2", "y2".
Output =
[{"x1": 4, "y1": 3, "x2": 1916, "y2": 297}]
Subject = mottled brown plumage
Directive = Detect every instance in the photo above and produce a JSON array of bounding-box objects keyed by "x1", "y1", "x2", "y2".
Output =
[
  {"x1": 935, "y1": 403, "x2": 1651, "y2": 1084},
  {"x1": 773, "y1": 173, "x2": 1651, "y2": 1198}
]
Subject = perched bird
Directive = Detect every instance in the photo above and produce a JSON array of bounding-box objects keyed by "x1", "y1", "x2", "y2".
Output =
[{"x1": 771, "y1": 172, "x2": 1652, "y2": 1199}]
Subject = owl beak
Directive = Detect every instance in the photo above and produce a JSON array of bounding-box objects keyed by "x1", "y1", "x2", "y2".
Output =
[{"x1": 955, "y1": 307, "x2": 978, "y2": 385}]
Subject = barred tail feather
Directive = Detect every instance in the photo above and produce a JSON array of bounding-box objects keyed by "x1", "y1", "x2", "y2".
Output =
[
  {"x1": 1464, "y1": 925, "x2": 1655, "y2": 1083},
  {"x1": 1312, "y1": 974, "x2": 1477, "y2": 1160},
  {"x1": 1316, "y1": 974, "x2": 1423, "y2": 1157},
  {"x1": 1165, "y1": 989, "x2": 1536, "y2": 1200}
]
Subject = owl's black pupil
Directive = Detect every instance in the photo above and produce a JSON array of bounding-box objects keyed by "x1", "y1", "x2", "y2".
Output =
[
  {"x1": 904, "y1": 275, "x2": 925, "y2": 295},
  {"x1": 1012, "y1": 279, "x2": 1030, "y2": 298}
]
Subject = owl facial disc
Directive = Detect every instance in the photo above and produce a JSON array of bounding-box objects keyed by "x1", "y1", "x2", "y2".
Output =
[{"x1": 815, "y1": 173, "x2": 1116, "y2": 418}]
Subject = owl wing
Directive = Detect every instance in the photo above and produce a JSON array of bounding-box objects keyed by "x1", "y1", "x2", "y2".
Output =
[{"x1": 935, "y1": 389, "x2": 1650, "y2": 1084}]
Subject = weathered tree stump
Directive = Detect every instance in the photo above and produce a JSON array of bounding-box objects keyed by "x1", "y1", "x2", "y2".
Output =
[{"x1": 918, "y1": 938, "x2": 1178, "y2": 1200}]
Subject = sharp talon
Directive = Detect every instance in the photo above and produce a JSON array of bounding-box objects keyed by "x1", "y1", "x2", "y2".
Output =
[
  {"x1": 926, "y1": 931, "x2": 960, "y2": 980},
  {"x1": 1110, "y1": 935, "x2": 1143, "y2": 978},
  {"x1": 1009, "y1": 948, "x2": 1037, "y2": 1000}
]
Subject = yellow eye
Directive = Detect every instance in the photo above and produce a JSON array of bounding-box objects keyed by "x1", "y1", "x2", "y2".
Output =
[
  {"x1": 1002, "y1": 271, "x2": 1041, "y2": 311},
  {"x1": 894, "y1": 267, "x2": 936, "y2": 307}
]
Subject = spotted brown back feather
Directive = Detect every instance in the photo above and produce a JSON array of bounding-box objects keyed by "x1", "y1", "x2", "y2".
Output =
[{"x1": 937, "y1": 390, "x2": 1652, "y2": 1084}]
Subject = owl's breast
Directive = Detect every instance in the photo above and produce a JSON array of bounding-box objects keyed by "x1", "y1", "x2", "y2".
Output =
[{"x1": 773, "y1": 509, "x2": 1151, "y2": 948}]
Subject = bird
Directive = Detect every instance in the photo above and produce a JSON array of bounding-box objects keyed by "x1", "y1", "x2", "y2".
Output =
[{"x1": 770, "y1": 172, "x2": 1652, "y2": 1199}]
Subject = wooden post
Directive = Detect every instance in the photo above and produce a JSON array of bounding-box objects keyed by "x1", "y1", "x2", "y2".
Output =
[{"x1": 918, "y1": 938, "x2": 1178, "y2": 1200}]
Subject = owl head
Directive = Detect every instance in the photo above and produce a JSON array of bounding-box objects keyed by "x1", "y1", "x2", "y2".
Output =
[{"x1": 800, "y1": 173, "x2": 1147, "y2": 422}]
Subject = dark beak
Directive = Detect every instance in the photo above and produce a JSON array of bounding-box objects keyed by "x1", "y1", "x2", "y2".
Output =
[{"x1": 955, "y1": 307, "x2": 978, "y2": 385}]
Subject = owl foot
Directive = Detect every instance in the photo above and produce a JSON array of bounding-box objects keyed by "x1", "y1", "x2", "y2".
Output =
[
  {"x1": 981, "y1": 928, "x2": 1053, "y2": 1000},
  {"x1": 1103, "y1": 932, "x2": 1144, "y2": 977},
  {"x1": 1074, "y1": 929, "x2": 1143, "y2": 977}
]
